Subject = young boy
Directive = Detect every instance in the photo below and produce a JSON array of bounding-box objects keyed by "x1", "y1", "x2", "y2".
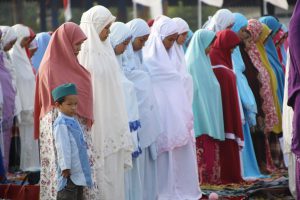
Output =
[{"x1": 51, "y1": 83, "x2": 92, "y2": 200}]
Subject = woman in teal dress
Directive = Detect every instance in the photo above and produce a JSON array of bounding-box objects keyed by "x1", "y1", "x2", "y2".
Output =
[{"x1": 186, "y1": 29, "x2": 225, "y2": 184}]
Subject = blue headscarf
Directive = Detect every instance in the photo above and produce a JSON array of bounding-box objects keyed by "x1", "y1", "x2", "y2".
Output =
[
  {"x1": 186, "y1": 29, "x2": 225, "y2": 140},
  {"x1": 259, "y1": 16, "x2": 281, "y2": 37},
  {"x1": 183, "y1": 29, "x2": 193, "y2": 53},
  {"x1": 259, "y1": 16, "x2": 284, "y2": 109},
  {"x1": 231, "y1": 13, "x2": 257, "y2": 126},
  {"x1": 31, "y1": 32, "x2": 51, "y2": 71},
  {"x1": 231, "y1": 13, "x2": 248, "y2": 33}
]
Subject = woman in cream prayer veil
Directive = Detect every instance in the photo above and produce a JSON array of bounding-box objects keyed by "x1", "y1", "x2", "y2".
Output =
[
  {"x1": 9, "y1": 24, "x2": 40, "y2": 172},
  {"x1": 78, "y1": 5, "x2": 133, "y2": 200}
]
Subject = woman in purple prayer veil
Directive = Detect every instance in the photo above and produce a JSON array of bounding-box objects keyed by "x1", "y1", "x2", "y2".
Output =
[
  {"x1": 0, "y1": 27, "x2": 16, "y2": 172},
  {"x1": 288, "y1": 0, "x2": 300, "y2": 196}
]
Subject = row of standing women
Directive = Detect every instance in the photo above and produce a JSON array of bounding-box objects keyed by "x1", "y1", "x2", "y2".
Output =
[
  {"x1": 0, "y1": 24, "x2": 40, "y2": 177},
  {"x1": 0, "y1": 4, "x2": 292, "y2": 200}
]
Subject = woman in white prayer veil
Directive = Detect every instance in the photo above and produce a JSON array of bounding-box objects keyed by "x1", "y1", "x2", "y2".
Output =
[
  {"x1": 127, "y1": 19, "x2": 150, "y2": 72},
  {"x1": 110, "y1": 21, "x2": 143, "y2": 200},
  {"x1": 202, "y1": 9, "x2": 235, "y2": 32},
  {"x1": 170, "y1": 17, "x2": 194, "y2": 106},
  {"x1": 110, "y1": 22, "x2": 141, "y2": 158},
  {"x1": 143, "y1": 15, "x2": 202, "y2": 200},
  {"x1": 9, "y1": 24, "x2": 40, "y2": 172},
  {"x1": 78, "y1": 5, "x2": 133, "y2": 200},
  {"x1": 124, "y1": 18, "x2": 162, "y2": 200}
]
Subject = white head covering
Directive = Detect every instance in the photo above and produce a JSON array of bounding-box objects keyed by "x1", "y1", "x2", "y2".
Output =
[
  {"x1": 143, "y1": 15, "x2": 179, "y2": 77},
  {"x1": 0, "y1": 26, "x2": 17, "y2": 48},
  {"x1": 29, "y1": 39, "x2": 38, "y2": 50},
  {"x1": 110, "y1": 22, "x2": 132, "y2": 49},
  {"x1": 0, "y1": 26, "x2": 21, "y2": 116},
  {"x1": 202, "y1": 9, "x2": 235, "y2": 32},
  {"x1": 170, "y1": 17, "x2": 193, "y2": 105},
  {"x1": 127, "y1": 18, "x2": 150, "y2": 41},
  {"x1": 78, "y1": 6, "x2": 133, "y2": 165},
  {"x1": 110, "y1": 22, "x2": 132, "y2": 66},
  {"x1": 110, "y1": 22, "x2": 141, "y2": 156},
  {"x1": 172, "y1": 17, "x2": 189, "y2": 34},
  {"x1": 9, "y1": 24, "x2": 35, "y2": 116},
  {"x1": 143, "y1": 15, "x2": 194, "y2": 154},
  {"x1": 126, "y1": 18, "x2": 150, "y2": 71}
]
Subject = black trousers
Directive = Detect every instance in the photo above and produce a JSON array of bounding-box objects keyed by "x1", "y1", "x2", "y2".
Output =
[{"x1": 57, "y1": 178, "x2": 83, "y2": 200}]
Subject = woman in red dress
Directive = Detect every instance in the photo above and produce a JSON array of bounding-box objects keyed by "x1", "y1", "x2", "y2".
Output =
[{"x1": 209, "y1": 29, "x2": 244, "y2": 184}]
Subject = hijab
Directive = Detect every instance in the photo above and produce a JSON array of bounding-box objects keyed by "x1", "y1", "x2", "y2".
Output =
[
  {"x1": 125, "y1": 18, "x2": 162, "y2": 149},
  {"x1": 110, "y1": 22, "x2": 133, "y2": 66},
  {"x1": 259, "y1": 16, "x2": 281, "y2": 37},
  {"x1": 143, "y1": 15, "x2": 194, "y2": 154},
  {"x1": 231, "y1": 13, "x2": 257, "y2": 126},
  {"x1": 170, "y1": 17, "x2": 193, "y2": 105},
  {"x1": 246, "y1": 19, "x2": 279, "y2": 132},
  {"x1": 210, "y1": 29, "x2": 240, "y2": 69},
  {"x1": 31, "y1": 32, "x2": 51, "y2": 71},
  {"x1": 186, "y1": 29, "x2": 225, "y2": 140},
  {"x1": 0, "y1": 29, "x2": 15, "y2": 130},
  {"x1": 203, "y1": 9, "x2": 235, "y2": 33},
  {"x1": 126, "y1": 19, "x2": 150, "y2": 72},
  {"x1": 0, "y1": 26, "x2": 17, "y2": 84},
  {"x1": 172, "y1": 17, "x2": 189, "y2": 35},
  {"x1": 0, "y1": 26, "x2": 17, "y2": 48},
  {"x1": 78, "y1": 5, "x2": 133, "y2": 158},
  {"x1": 126, "y1": 18, "x2": 150, "y2": 71},
  {"x1": 0, "y1": 26, "x2": 21, "y2": 117},
  {"x1": 34, "y1": 22, "x2": 93, "y2": 139},
  {"x1": 231, "y1": 13, "x2": 247, "y2": 33}
]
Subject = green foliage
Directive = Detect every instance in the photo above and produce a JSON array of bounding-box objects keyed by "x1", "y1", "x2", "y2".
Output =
[
  {"x1": 167, "y1": 1, "x2": 218, "y2": 31},
  {"x1": 0, "y1": 2, "x2": 15, "y2": 26},
  {"x1": 0, "y1": 1, "x2": 217, "y2": 32},
  {"x1": 0, "y1": 2, "x2": 40, "y2": 31}
]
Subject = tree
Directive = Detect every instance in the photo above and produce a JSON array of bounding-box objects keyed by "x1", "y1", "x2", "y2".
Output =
[
  {"x1": 40, "y1": 0, "x2": 47, "y2": 31},
  {"x1": 12, "y1": 0, "x2": 24, "y2": 24},
  {"x1": 117, "y1": 0, "x2": 127, "y2": 22}
]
